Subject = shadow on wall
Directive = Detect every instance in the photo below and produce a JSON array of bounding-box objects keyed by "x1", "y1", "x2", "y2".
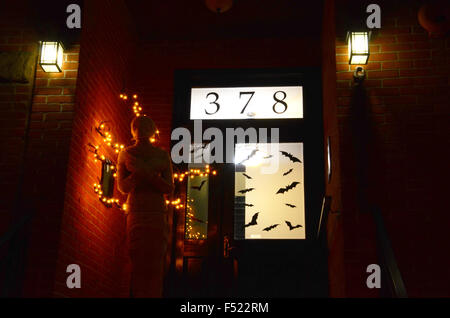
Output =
[{"x1": 350, "y1": 81, "x2": 374, "y2": 212}]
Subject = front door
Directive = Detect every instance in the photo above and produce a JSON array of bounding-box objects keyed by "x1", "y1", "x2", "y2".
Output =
[{"x1": 168, "y1": 68, "x2": 327, "y2": 297}]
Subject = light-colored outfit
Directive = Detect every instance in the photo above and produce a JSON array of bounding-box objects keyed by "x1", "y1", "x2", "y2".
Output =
[{"x1": 117, "y1": 148, "x2": 173, "y2": 298}]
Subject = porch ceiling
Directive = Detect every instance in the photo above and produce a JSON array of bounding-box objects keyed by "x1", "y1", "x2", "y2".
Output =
[{"x1": 125, "y1": 0, "x2": 324, "y2": 41}]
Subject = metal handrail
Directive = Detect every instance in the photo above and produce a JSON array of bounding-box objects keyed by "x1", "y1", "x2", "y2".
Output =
[{"x1": 372, "y1": 206, "x2": 408, "y2": 298}]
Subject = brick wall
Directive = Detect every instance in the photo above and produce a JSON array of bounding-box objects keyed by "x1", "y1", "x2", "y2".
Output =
[
  {"x1": 0, "y1": 2, "x2": 81, "y2": 297},
  {"x1": 336, "y1": 1, "x2": 450, "y2": 297},
  {"x1": 0, "y1": 25, "x2": 37, "y2": 234},
  {"x1": 21, "y1": 44, "x2": 80, "y2": 297},
  {"x1": 52, "y1": 0, "x2": 137, "y2": 297}
]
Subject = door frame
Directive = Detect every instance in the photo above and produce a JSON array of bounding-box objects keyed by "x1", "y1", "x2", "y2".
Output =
[{"x1": 171, "y1": 67, "x2": 326, "y2": 296}]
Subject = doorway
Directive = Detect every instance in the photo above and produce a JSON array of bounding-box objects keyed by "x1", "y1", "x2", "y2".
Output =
[{"x1": 167, "y1": 68, "x2": 328, "y2": 297}]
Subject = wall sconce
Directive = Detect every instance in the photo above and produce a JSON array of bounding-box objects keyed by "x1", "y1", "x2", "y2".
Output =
[
  {"x1": 347, "y1": 31, "x2": 370, "y2": 65},
  {"x1": 39, "y1": 41, "x2": 64, "y2": 72}
]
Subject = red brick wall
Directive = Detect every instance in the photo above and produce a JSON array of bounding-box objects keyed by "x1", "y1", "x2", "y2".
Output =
[
  {"x1": 0, "y1": 0, "x2": 136, "y2": 297},
  {"x1": 0, "y1": 25, "x2": 37, "y2": 233},
  {"x1": 21, "y1": 44, "x2": 80, "y2": 297},
  {"x1": 0, "y1": 1, "x2": 81, "y2": 296},
  {"x1": 52, "y1": 0, "x2": 137, "y2": 297},
  {"x1": 336, "y1": 1, "x2": 450, "y2": 297}
]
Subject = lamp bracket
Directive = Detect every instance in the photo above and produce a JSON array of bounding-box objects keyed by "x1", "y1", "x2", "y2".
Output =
[{"x1": 353, "y1": 66, "x2": 366, "y2": 83}]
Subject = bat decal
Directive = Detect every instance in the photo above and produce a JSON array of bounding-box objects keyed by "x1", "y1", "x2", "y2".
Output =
[
  {"x1": 285, "y1": 220, "x2": 302, "y2": 230},
  {"x1": 276, "y1": 181, "x2": 300, "y2": 194},
  {"x1": 190, "y1": 140, "x2": 212, "y2": 153},
  {"x1": 264, "y1": 155, "x2": 273, "y2": 159},
  {"x1": 189, "y1": 216, "x2": 207, "y2": 224},
  {"x1": 280, "y1": 151, "x2": 302, "y2": 163},
  {"x1": 244, "y1": 203, "x2": 254, "y2": 207},
  {"x1": 285, "y1": 203, "x2": 296, "y2": 208},
  {"x1": 191, "y1": 180, "x2": 207, "y2": 191},
  {"x1": 263, "y1": 224, "x2": 279, "y2": 231},
  {"x1": 283, "y1": 168, "x2": 293, "y2": 176},
  {"x1": 239, "y1": 188, "x2": 255, "y2": 194},
  {"x1": 242, "y1": 173, "x2": 253, "y2": 179},
  {"x1": 244, "y1": 212, "x2": 259, "y2": 228},
  {"x1": 238, "y1": 148, "x2": 258, "y2": 165}
]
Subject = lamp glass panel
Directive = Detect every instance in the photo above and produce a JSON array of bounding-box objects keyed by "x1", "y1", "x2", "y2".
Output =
[
  {"x1": 57, "y1": 43, "x2": 64, "y2": 69},
  {"x1": 41, "y1": 42, "x2": 58, "y2": 63},
  {"x1": 234, "y1": 142, "x2": 306, "y2": 240},
  {"x1": 40, "y1": 41, "x2": 63, "y2": 72},
  {"x1": 40, "y1": 64, "x2": 60, "y2": 73},
  {"x1": 348, "y1": 32, "x2": 369, "y2": 65},
  {"x1": 350, "y1": 55, "x2": 369, "y2": 65},
  {"x1": 351, "y1": 32, "x2": 369, "y2": 54}
]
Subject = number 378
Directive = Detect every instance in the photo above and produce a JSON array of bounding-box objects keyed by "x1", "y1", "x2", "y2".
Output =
[{"x1": 204, "y1": 90, "x2": 288, "y2": 115}]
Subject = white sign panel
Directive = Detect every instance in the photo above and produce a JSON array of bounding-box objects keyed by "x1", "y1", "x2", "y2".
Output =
[{"x1": 190, "y1": 86, "x2": 303, "y2": 120}]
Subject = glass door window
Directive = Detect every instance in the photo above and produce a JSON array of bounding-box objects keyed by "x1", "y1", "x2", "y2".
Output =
[{"x1": 234, "y1": 142, "x2": 305, "y2": 240}]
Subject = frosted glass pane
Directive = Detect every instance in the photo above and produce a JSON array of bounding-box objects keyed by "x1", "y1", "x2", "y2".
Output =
[
  {"x1": 234, "y1": 143, "x2": 306, "y2": 240},
  {"x1": 186, "y1": 164, "x2": 209, "y2": 240}
]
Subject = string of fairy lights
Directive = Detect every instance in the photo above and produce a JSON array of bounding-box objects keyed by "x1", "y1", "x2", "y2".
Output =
[{"x1": 90, "y1": 93, "x2": 217, "y2": 239}]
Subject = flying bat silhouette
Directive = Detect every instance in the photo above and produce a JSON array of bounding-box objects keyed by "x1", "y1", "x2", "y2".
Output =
[
  {"x1": 242, "y1": 173, "x2": 253, "y2": 179},
  {"x1": 280, "y1": 151, "x2": 302, "y2": 163},
  {"x1": 283, "y1": 168, "x2": 293, "y2": 176},
  {"x1": 285, "y1": 220, "x2": 303, "y2": 230},
  {"x1": 238, "y1": 148, "x2": 258, "y2": 165},
  {"x1": 263, "y1": 224, "x2": 279, "y2": 231},
  {"x1": 239, "y1": 188, "x2": 255, "y2": 194},
  {"x1": 244, "y1": 203, "x2": 254, "y2": 207},
  {"x1": 191, "y1": 180, "x2": 206, "y2": 191},
  {"x1": 190, "y1": 140, "x2": 212, "y2": 153},
  {"x1": 189, "y1": 216, "x2": 207, "y2": 224},
  {"x1": 285, "y1": 203, "x2": 296, "y2": 208},
  {"x1": 244, "y1": 212, "x2": 259, "y2": 228},
  {"x1": 276, "y1": 181, "x2": 300, "y2": 194}
]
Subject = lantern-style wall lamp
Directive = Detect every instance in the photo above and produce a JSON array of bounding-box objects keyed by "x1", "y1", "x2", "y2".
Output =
[
  {"x1": 39, "y1": 41, "x2": 64, "y2": 72},
  {"x1": 347, "y1": 31, "x2": 370, "y2": 65}
]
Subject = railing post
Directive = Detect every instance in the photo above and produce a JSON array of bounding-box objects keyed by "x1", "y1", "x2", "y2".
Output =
[{"x1": 372, "y1": 206, "x2": 408, "y2": 298}]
